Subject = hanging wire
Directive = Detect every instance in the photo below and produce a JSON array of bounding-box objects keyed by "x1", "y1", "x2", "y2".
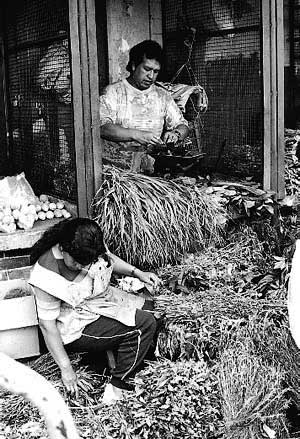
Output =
[{"x1": 170, "y1": 27, "x2": 208, "y2": 123}]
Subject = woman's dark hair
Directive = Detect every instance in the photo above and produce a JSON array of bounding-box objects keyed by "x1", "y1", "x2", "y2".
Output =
[
  {"x1": 30, "y1": 218, "x2": 106, "y2": 265},
  {"x1": 126, "y1": 40, "x2": 163, "y2": 73}
]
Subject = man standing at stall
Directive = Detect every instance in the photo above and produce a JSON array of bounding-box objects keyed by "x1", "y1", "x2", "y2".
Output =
[{"x1": 99, "y1": 40, "x2": 189, "y2": 173}]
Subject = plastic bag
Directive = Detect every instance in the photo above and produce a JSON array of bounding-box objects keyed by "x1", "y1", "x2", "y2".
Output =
[
  {"x1": 37, "y1": 40, "x2": 71, "y2": 104},
  {"x1": 288, "y1": 239, "x2": 300, "y2": 348},
  {"x1": 156, "y1": 82, "x2": 208, "y2": 113},
  {"x1": 0, "y1": 172, "x2": 36, "y2": 208}
]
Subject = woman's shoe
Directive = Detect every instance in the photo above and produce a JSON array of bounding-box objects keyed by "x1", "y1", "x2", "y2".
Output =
[{"x1": 101, "y1": 383, "x2": 126, "y2": 405}]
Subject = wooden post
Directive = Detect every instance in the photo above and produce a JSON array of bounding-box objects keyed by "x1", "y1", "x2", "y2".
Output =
[
  {"x1": 0, "y1": 352, "x2": 80, "y2": 439},
  {"x1": 69, "y1": 0, "x2": 103, "y2": 217},
  {"x1": 0, "y1": 14, "x2": 9, "y2": 176},
  {"x1": 262, "y1": 0, "x2": 285, "y2": 198}
]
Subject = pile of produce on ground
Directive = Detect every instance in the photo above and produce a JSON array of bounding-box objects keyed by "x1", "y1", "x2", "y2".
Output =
[
  {"x1": 0, "y1": 223, "x2": 298, "y2": 439},
  {"x1": 95, "y1": 337, "x2": 291, "y2": 439},
  {"x1": 205, "y1": 177, "x2": 276, "y2": 220},
  {"x1": 96, "y1": 359, "x2": 222, "y2": 439},
  {"x1": 93, "y1": 166, "x2": 227, "y2": 268},
  {"x1": 155, "y1": 290, "x2": 286, "y2": 362}
]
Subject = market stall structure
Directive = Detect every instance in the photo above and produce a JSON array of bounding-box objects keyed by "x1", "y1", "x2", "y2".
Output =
[
  {"x1": 0, "y1": 0, "x2": 286, "y2": 213},
  {"x1": 1, "y1": 0, "x2": 299, "y2": 438}
]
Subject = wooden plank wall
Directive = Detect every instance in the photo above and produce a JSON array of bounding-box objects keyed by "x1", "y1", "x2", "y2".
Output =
[{"x1": 106, "y1": 0, "x2": 163, "y2": 83}]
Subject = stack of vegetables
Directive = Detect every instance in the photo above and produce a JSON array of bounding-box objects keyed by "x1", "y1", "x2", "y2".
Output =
[{"x1": 0, "y1": 194, "x2": 71, "y2": 233}]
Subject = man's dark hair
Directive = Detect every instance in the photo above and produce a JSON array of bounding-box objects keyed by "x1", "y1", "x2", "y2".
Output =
[{"x1": 126, "y1": 40, "x2": 163, "y2": 73}]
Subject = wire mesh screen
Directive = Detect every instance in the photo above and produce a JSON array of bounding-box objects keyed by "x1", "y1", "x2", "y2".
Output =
[
  {"x1": 3, "y1": 0, "x2": 77, "y2": 201},
  {"x1": 162, "y1": 0, "x2": 263, "y2": 180}
]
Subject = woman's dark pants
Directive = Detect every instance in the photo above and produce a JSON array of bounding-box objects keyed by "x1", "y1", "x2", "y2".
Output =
[{"x1": 66, "y1": 303, "x2": 156, "y2": 390}]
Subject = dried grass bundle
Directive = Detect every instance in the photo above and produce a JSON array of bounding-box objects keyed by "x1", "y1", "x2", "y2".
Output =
[
  {"x1": 0, "y1": 353, "x2": 106, "y2": 426},
  {"x1": 218, "y1": 342, "x2": 290, "y2": 439},
  {"x1": 92, "y1": 166, "x2": 227, "y2": 268}
]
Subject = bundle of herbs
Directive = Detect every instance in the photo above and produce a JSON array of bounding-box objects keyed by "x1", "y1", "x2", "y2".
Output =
[
  {"x1": 218, "y1": 342, "x2": 290, "y2": 439},
  {"x1": 93, "y1": 166, "x2": 227, "y2": 268},
  {"x1": 242, "y1": 317, "x2": 300, "y2": 410}
]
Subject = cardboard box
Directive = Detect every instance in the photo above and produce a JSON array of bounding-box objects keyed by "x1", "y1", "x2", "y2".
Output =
[{"x1": 0, "y1": 278, "x2": 40, "y2": 359}]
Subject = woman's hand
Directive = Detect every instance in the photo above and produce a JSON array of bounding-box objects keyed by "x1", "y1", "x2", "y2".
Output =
[
  {"x1": 136, "y1": 270, "x2": 161, "y2": 289},
  {"x1": 61, "y1": 364, "x2": 78, "y2": 397}
]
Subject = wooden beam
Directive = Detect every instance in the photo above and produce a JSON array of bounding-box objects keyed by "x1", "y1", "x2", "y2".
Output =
[
  {"x1": 262, "y1": 0, "x2": 285, "y2": 198},
  {"x1": 276, "y1": 0, "x2": 285, "y2": 199},
  {"x1": 69, "y1": 0, "x2": 103, "y2": 217},
  {"x1": 0, "y1": 11, "x2": 10, "y2": 175}
]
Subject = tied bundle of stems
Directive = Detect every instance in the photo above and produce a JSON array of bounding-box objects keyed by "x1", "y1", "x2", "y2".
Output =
[
  {"x1": 218, "y1": 341, "x2": 290, "y2": 439},
  {"x1": 93, "y1": 166, "x2": 227, "y2": 268},
  {"x1": 246, "y1": 319, "x2": 300, "y2": 410}
]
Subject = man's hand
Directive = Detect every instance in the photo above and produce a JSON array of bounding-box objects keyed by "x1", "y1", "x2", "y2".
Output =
[
  {"x1": 61, "y1": 364, "x2": 78, "y2": 397},
  {"x1": 163, "y1": 130, "x2": 181, "y2": 144},
  {"x1": 131, "y1": 129, "x2": 164, "y2": 146}
]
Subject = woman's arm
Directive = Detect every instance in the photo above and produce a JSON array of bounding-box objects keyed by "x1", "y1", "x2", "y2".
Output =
[
  {"x1": 39, "y1": 318, "x2": 78, "y2": 397},
  {"x1": 33, "y1": 284, "x2": 78, "y2": 396},
  {"x1": 109, "y1": 253, "x2": 160, "y2": 288}
]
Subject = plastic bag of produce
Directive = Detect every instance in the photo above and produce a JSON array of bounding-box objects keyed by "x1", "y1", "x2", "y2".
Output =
[
  {"x1": 0, "y1": 173, "x2": 36, "y2": 208},
  {"x1": 288, "y1": 239, "x2": 300, "y2": 348}
]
